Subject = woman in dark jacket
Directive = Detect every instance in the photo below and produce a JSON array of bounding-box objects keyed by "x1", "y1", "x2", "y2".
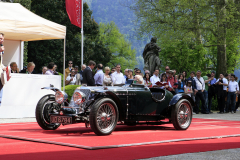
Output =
[{"x1": 178, "y1": 73, "x2": 185, "y2": 93}]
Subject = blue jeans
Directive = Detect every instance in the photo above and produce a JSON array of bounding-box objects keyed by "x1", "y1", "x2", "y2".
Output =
[
  {"x1": 203, "y1": 90, "x2": 209, "y2": 111},
  {"x1": 227, "y1": 92, "x2": 236, "y2": 112}
]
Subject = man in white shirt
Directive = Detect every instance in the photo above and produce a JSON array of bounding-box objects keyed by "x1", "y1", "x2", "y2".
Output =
[
  {"x1": 150, "y1": 69, "x2": 160, "y2": 87},
  {"x1": 194, "y1": 70, "x2": 208, "y2": 114},
  {"x1": 111, "y1": 64, "x2": 126, "y2": 86},
  {"x1": 94, "y1": 64, "x2": 104, "y2": 86},
  {"x1": 215, "y1": 73, "x2": 229, "y2": 113},
  {"x1": 227, "y1": 74, "x2": 239, "y2": 113}
]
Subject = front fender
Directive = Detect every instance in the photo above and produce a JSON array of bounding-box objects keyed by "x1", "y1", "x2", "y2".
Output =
[
  {"x1": 169, "y1": 94, "x2": 195, "y2": 107},
  {"x1": 96, "y1": 90, "x2": 124, "y2": 121}
]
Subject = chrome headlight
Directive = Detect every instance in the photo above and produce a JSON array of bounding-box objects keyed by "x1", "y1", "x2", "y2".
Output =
[
  {"x1": 73, "y1": 91, "x2": 85, "y2": 105},
  {"x1": 55, "y1": 91, "x2": 68, "y2": 104}
]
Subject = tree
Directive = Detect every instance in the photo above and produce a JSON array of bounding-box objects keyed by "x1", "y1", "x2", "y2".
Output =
[
  {"x1": 28, "y1": 1, "x2": 111, "y2": 73},
  {"x1": 128, "y1": 0, "x2": 240, "y2": 75},
  {"x1": 98, "y1": 22, "x2": 137, "y2": 71}
]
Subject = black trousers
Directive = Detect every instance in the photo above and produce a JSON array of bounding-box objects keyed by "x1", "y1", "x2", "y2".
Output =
[
  {"x1": 195, "y1": 90, "x2": 207, "y2": 113},
  {"x1": 208, "y1": 94, "x2": 214, "y2": 112},
  {"x1": 217, "y1": 90, "x2": 227, "y2": 112},
  {"x1": 236, "y1": 97, "x2": 240, "y2": 111},
  {"x1": 0, "y1": 81, "x2": 2, "y2": 91}
]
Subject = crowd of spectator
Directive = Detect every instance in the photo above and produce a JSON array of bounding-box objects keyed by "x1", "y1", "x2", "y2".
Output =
[
  {"x1": 9, "y1": 59, "x2": 240, "y2": 115},
  {"x1": 73, "y1": 61, "x2": 239, "y2": 115}
]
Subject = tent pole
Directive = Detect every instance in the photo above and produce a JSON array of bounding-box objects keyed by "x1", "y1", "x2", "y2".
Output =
[
  {"x1": 63, "y1": 37, "x2": 66, "y2": 92},
  {"x1": 81, "y1": 0, "x2": 84, "y2": 66},
  {"x1": 20, "y1": 41, "x2": 24, "y2": 70}
]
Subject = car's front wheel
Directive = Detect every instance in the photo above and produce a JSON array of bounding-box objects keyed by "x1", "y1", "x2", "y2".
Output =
[
  {"x1": 171, "y1": 99, "x2": 192, "y2": 130},
  {"x1": 35, "y1": 95, "x2": 61, "y2": 130},
  {"x1": 90, "y1": 98, "x2": 118, "y2": 136}
]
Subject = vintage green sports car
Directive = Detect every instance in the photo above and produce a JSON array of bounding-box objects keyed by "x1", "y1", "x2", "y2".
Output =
[{"x1": 36, "y1": 79, "x2": 194, "y2": 136}]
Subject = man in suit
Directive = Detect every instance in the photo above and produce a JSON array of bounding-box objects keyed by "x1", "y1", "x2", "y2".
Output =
[
  {"x1": 20, "y1": 62, "x2": 37, "y2": 74},
  {"x1": 82, "y1": 60, "x2": 96, "y2": 86},
  {"x1": 79, "y1": 64, "x2": 86, "y2": 83},
  {"x1": 10, "y1": 62, "x2": 19, "y2": 73}
]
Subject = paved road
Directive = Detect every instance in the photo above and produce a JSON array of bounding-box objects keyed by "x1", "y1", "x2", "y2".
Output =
[{"x1": 1, "y1": 111, "x2": 240, "y2": 159}]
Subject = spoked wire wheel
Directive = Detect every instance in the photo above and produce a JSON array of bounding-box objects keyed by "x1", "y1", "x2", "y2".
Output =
[
  {"x1": 90, "y1": 98, "x2": 118, "y2": 136},
  {"x1": 96, "y1": 103, "x2": 117, "y2": 133},
  {"x1": 172, "y1": 99, "x2": 192, "y2": 130}
]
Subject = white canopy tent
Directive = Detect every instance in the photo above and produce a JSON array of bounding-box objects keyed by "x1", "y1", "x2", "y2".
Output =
[
  {"x1": 0, "y1": 2, "x2": 66, "y2": 89},
  {"x1": 0, "y1": 2, "x2": 68, "y2": 118},
  {"x1": 0, "y1": 2, "x2": 66, "y2": 41}
]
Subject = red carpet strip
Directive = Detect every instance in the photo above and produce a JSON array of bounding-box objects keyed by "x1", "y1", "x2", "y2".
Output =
[
  {"x1": 1, "y1": 118, "x2": 240, "y2": 151},
  {"x1": 1, "y1": 136, "x2": 240, "y2": 160}
]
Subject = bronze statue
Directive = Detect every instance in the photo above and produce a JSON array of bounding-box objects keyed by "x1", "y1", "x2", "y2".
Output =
[{"x1": 143, "y1": 37, "x2": 161, "y2": 75}]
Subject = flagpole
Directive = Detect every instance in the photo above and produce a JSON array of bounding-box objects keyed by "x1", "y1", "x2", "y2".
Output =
[{"x1": 81, "y1": 0, "x2": 84, "y2": 66}]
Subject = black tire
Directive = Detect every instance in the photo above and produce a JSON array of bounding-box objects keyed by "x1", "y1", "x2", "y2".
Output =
[
  {"x1": 171, "y1": 99, "x2": 192, "y2": 130},
  {"x1": 35, "y1": 94, "x2": 61, "y2": 130},
  {"x1": 90, "y1": 98, "x2": 119, "y2": 136}
]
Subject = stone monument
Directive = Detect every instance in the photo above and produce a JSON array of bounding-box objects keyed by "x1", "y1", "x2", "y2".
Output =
[{"x1": 143, "y1": 37, "x2": 161, "y2": 75}]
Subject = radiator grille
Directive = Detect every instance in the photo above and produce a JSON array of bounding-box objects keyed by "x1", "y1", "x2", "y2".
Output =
[{"x1": 80, "y1": 89, "x2": 91, "y2": 100}]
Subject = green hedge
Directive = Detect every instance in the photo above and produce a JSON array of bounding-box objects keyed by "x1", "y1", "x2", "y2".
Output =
[
  {"x1": 211, "y1": 97, "x2": 218, "y2": 111},
  {"x1": 61, "y1": 85, "x2": 80, "y2": 100},
  {"x1": 199, "y1": 97, "x2": 220, "y2": 111},
  {"x1": 59, "y1": 73, "x2": 64, "y2": 87}
]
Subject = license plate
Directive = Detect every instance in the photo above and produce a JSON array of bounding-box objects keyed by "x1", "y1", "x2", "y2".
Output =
[{"x1": 50, "y1": 116, "x2": 72, "y2": 124}]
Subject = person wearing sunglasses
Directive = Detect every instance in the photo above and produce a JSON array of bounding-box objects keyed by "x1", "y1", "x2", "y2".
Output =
[
  {"x1": 64, "y1": 60, "x2": 73, "y2": 80},
  {"x1": 135, "y1": 69, "x2": 142, "y2": 76},
  {"x1": 160, "y1": 65, "x2": 170, "y2": 80}
]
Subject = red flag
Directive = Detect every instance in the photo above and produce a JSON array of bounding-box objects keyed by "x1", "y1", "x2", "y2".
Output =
[{"x1": 65, "y1": 0, "x2": 82, "y2": 28}]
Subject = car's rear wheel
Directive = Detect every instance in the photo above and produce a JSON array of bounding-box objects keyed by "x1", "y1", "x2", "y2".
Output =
[
  {"x1": 90, "y1": 98, "x2": 118, "y2": 136},
  {"x1": 171, "y1": 99, "x2": 192, "y2": 130},
  {"x1": 36, "y1": 95, "x2": 61, "y2": 130}
]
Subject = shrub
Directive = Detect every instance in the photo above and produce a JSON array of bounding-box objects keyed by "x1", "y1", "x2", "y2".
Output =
[
  {"x1": 58, "y1": 73, "x2": 64, "y2": 87},
  {"x1": 211, "y1": 97, "x2": 219, "y2": 111},
  {"x1": 61, "y1": 85, "x2": 80, "y2": 100}
]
